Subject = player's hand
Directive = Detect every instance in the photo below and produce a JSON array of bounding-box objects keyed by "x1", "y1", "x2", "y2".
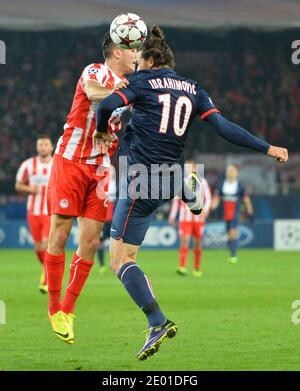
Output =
[
  {"x1": 92, "y1": 130, "x2": 113, "y2": 154},
  {"x1": 29, "y1": 184, "x2": 39, "y2": 194},
  {"x1": 267, "y1": 145, "x2": 288, "y2": 163},
  {"x1": 113, "y1": 79, "x2": 128, "y2": 91}
]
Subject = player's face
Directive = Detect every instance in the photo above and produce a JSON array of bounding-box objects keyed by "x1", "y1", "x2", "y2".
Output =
[
  {"x1": 118, "y1": 48, "x2": 137, "y2": 73},
  {"x1": 136, "y1": 51, "x2": 153, "y2": 71},
  {"x1": 36, "y1": 138, "x2": 53, "y2": 158},
  {"x1": 226, "y1": 165, "x2": 238, "y2": 181}
]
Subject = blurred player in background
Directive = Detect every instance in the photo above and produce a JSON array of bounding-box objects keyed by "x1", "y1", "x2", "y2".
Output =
[
  {"x1": 45, "y1": 32, "x2": 135, "y2": 344},
  {"x1": 15, "y1": 135, "x2": 53, "y2": 293},
  {"x1": 169, "y1": 160, "x2": 212, "y2": 277},
  {"x1": 97, "y1": 164, "x2": 117, "y2": 274},
  {"x1": 95, "y1": 26, "x2": 287, "y2": 360},
  {"x1": 211, "y1": 164, "x2": 253, "y2": 264}
]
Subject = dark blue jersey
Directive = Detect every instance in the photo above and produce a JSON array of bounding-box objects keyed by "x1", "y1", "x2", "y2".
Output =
[
  {"x1": 97, "y1": 68, "x2": 270, "y2": 167},
  {"x1": 112, "y1": 68, "x2": 219, "y2": 167},
  {"x1": 216, "y1": 179, "x2": 246, "y2": 221}
]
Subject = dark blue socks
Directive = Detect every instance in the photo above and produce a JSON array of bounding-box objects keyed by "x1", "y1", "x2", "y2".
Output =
[
  {"x1": 118, "y1": 262, "x2": 166, "y2": 328},
  {"x1": 228, "y1": 239, "x2": 237, "y2": 257}
]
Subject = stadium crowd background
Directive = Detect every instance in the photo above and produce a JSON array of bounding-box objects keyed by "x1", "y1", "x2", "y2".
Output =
[{"x1": 0, "y1": 26, "x2": 299, "y2": 212}]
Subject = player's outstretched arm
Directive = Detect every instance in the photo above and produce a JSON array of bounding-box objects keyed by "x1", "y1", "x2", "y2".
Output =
[
  {"x1": 84, "y1": 79, "x2": 128, "y2": 102},
  {"x1": 207, "y1": 112, "x2": 288, "y2": 162}
]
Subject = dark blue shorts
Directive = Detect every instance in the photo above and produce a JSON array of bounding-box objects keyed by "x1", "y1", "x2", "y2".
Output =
[
  {"x1": 226, "y1": 219, "x2": 238, "y2": 231},
  {"x1": 111, "y1": 169, "x2": 196, "y2": 246}
]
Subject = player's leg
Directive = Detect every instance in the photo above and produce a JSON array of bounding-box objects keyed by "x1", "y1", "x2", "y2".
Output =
[
  {"x1": 110, "y1": 195, "x2": 177, "y2": 360},
  {"x1": 62, "y1": 217, "x2": 104, "y2": 317},
  {"x1": 27, "y1": 215, "x2": 47, "y2": 292},
  {"x1": 45, "y1": 154, "x2": 89, "y2": 343},
  {"x1": 46, "y1": 214, "x2": 74, "y2": 343},
  {"x1": 61, "y1": 163, "x2": 109, "y2": 325},
  {"x1": 227, "y1": 221, "x2": 239, "y2": 264},
  {"x1": 47, "y1": 214, "x2": 73, "y2": 311},
  {"x1": 177, "y1": 223, "x2": 190, "y2": 275},
  {"x1": 38, "y1": 215, "x2": 51, "y2": 292},
  {"x1": 192, "y1": 221, "x2": 205, "y2": 277}
]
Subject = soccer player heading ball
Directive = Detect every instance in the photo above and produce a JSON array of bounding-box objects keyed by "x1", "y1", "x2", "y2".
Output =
[
  {"x1": 96, "y1": 24, "x2": 288, "y2": 360},
  {"x1": 45, "y1": 31, "x2": 135, "y2": 344}
]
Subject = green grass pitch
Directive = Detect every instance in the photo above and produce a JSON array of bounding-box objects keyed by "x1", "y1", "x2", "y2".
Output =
[{"x1": 0, "y1": 248, "x2": 300, "y2": 371}]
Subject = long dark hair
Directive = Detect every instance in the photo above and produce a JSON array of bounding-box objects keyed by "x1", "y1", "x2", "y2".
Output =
[{"x1": 140, "y1": 26, "x2": 175, "y2": 68}]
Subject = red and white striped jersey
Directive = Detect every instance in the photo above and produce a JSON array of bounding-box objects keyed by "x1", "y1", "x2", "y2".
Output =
[
  {"x1": 169, "y1": 178, "x2": 212, "y2": 222},
  {"x1": 16, "y1": 156, "x2": 53, "y2": 216},
  {"x1": 55, "y1": 63, "x2": 125, "y2": 166}
]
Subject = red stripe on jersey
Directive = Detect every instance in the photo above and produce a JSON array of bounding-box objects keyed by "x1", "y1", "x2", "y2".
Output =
[
  {"x1": 30, "y1": 194, "x2": 36, "y2": 214},
  {"x1": 200, "y1": 108, "x2": 220, "y2": 121},
  {"x1": 40, "y1": 185, "x2": 46, "y2": 215},
  {"x1": 106, "y1": 68, "x2": 116, "y2": 90},
  {"x1": 114, "y1": 91, "x2": 129, "y2": 105},
  {"x1": 32, "y1": 157, "x2": 37, "y2": 175},
  {"x1": 22, "y1": 167, "x2": 29, "y2": 182}
]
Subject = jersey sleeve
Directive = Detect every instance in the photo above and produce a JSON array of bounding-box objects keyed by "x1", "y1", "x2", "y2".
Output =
[
  {"x1": 16, "y1": 160, "x2": 29, "y2": 183},
  {"x1": 113, "y1": 86, "x2": 138, "y2": 106},
  {"x1": 82, "y1": 64, "x2": 107, "y2": 87},
  {"x1": 113, "y1": 72, "x2": 142, "y2": 105},
  {"x1": 196, "y1": 86, "x2": 220, "y2": 121}
]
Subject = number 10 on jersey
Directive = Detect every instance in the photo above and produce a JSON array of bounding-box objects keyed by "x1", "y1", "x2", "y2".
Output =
[{"x1": 158, "y1": 94, "x2": 193, "y2": 136}]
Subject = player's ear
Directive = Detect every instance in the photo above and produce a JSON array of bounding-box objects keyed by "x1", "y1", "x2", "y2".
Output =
[
  {"x1": 112, "y1": 47, "x2": 122, "y2": 60},
  {"x1": 148, "y1": 57, "x2": 155, "y2": 68}
]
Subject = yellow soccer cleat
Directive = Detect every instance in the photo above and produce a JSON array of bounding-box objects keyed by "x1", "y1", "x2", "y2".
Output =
[
  {"x1": 192, "y1": 269, "x2": 203, "y2": 278},
  {"x1": 38, "y1": 284, "x2": 48, "y2": 294},
  {"x1": 229, "y1": 257, "x2": 238, "y2": 265},
  {"x1": 64, "y1": 313, "x2": 75, "y2": 337},
  {"x1": 48, "y1": 311, "x2": 74, "y2": 344},
  {"x1": 176, "y1": 267, "x2": 188, "y2": 276}
]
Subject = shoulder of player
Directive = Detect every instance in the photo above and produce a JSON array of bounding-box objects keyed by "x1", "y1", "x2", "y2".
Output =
[
  {"x1": 81, "y1": 63, "x2": 105, "y2": 76},
  {"x1": 19, "y1": 156, "x2": 34, "y2": 167}
]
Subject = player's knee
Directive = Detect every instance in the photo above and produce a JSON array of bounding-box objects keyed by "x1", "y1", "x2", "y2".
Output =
[
  {"x1": 51, "y1": 230, "x2": 69, "y2": 250},
  {"x1": 85, "y1": 237, "x2": 100, "y2": 253}
]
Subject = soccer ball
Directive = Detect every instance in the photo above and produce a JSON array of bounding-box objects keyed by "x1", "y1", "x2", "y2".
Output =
[{"x1": 110, "y1": 13, "x2": 147, "y2": 49}]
